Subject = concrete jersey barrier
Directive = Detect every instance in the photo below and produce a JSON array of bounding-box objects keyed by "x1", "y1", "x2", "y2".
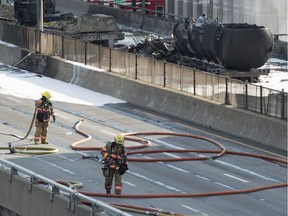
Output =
[{"x1": 46, "y1": 55, "x2": 287, "y2": 151}]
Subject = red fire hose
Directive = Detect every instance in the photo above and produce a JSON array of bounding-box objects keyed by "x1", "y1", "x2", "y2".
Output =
[{"x1": 71, "y1": 120, "x2": 287, "y2": 214}]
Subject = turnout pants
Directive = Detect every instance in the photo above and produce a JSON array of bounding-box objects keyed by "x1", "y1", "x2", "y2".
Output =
[
  {"x1": 104, "y1": 167, "x2": 122, "y2": 194},
  {"x1": 34, "y1": 121, "x2": 49, "y2": 142}
]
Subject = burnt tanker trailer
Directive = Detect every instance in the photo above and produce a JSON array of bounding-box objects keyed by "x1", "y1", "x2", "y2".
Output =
[{"x1": 173, "y1": 14, "x2": 274, "y2": 70}]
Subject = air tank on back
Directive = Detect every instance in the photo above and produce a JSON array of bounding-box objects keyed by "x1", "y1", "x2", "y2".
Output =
[{"x1": 173, "y1": 14, "x2": 274, "y2": 70}]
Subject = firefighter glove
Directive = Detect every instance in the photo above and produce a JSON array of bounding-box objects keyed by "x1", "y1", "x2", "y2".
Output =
[{"x1": 52, "y1": 116, "x2": 56, "y2": 122}]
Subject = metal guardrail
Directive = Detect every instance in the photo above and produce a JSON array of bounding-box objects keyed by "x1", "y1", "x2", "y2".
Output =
[{"x1": 0, "y1": 158, "x2": 132, "y2": 216}]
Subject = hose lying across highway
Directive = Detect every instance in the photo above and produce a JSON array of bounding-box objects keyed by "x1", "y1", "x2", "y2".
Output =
[
  {"x1": 72, "y1": 120, "x2": 287, "y2": 202},
  {"x1": 1, "y1": 118, "x2": 287, "y2": 215},
  {"x1": 0, "y1": 109, "x2": 59, "y2": 155},
  {"x1": 70, "y1": 119, "x2": 288, "y2": 215}
]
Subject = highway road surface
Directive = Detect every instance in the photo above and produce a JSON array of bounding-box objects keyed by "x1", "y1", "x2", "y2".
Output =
[{"x1": 0, "y1": 64, "x2": 287, "y2": 216}]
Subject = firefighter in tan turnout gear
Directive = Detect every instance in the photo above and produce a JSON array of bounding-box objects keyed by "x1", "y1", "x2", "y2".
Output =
[
  {"x1": 34, "y1": 91, "x2": 56, "y2": 144},
  {"x1": 101, "y1": 134, "x2": 128, "y2": 195}
]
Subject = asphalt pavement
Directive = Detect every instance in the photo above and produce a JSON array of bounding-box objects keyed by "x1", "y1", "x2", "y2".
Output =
[{"x1": 0, "y1": 80, "x2": 287, "y2": 215}]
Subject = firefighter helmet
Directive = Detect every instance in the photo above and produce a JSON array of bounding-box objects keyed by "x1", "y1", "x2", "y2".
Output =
[
  {"x1": 41, "y1": 91, "x2": 52, "y2": 99},
  {"x1": 114, "y1": 134, "x2": 125, "y2": 145}
]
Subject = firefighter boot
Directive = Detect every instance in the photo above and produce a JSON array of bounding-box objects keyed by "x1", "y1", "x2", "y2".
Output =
[{"x1": 41, "y1": 140, "x2": 49, "y2": 144}]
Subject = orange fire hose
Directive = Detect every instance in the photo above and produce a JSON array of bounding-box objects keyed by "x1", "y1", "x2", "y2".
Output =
[
  {"x1": 79, "y1": 182, "x2": 288, "y2": 198},
  {"x1": 70, "y1": 119, "x2": 287, "y2": 214}
]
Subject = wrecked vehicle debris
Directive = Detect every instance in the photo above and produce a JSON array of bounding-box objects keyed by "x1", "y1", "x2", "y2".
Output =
[{"x1": 125, "y1": 14, "x2": 274, "y2": 71}]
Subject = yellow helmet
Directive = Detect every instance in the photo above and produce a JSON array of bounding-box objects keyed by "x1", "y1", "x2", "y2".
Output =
[
  {"x1": 41, "y1": 91, "x2": 52, "y2": 99},
  {"x1": 114, "y1": 134, "x2": 125, "y2": 145}
]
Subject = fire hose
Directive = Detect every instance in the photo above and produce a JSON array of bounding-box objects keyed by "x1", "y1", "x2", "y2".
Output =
[
  {"x1": 1, "y1": 116, "x2": 286, "y2": 215},
  {"x1": 0, "y1": 108, "x2": 36, "y2": 142},
  {"x1": 0, "y1": 108, "x2": 58, "y2": 155},
  {"x1": 70, "y1": 120, "x2": 287, "y2": 214}
]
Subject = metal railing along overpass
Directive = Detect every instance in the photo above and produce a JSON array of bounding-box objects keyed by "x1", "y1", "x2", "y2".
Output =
[{"x1": 0, "y1": 158, "x2": 132, "y2": 216}]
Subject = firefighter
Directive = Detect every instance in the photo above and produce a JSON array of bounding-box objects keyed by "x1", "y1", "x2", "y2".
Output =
[
  {"x1": 101, "y1": 134, "x2": 128, "y2": 195},
  {"x1": 34, "y1": 91, "x2": 56, "y2": 144}
]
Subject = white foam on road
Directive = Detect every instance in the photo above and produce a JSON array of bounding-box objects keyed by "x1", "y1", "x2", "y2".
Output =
[{"x1": 0, "y1": 63, "x2": 126, "y2": 106}]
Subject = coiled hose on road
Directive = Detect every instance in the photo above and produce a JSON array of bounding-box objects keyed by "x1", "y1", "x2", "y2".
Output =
[
  {"x1": 1, "y1": 118, "x2": 287, "y2": 215},
  {"x1": 0, "y1": 108, "x2": 58, "y2": 155},
  {"x1": 71, "y1": 120, "x2": 287, "y2": 214}
]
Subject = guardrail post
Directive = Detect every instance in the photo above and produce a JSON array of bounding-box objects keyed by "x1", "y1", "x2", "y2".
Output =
[
  {"x1": 50, "y1": 185, "x2": 60, "y2": 202},
  {"x1": 98, "y1": 45, "x2": 101, "y2": 68},
  {"x1": 260, "y1": 85, "x2": 263, "y2": 114},
  {"x1": 193, "y1": 68, "x2": 196, "y2": 95},
  {"x1": 67, "y1": 193, "x2": 81, "y2": 213},
  {"x1": 163, "y1": 61, "x2": 166, "y2": 87},
  {"x1": 109, "y1": 48, "x2": 112, "y2": 72},
  {"x1": 245, "y1": 81, "x2": 248, "y2": 109},
  {"x1": 28, "y1": 175, "x2": 38, "y2": 192},
  {"x1": 61, "y1": 36, "x2": 64, "y2": 59},
  {"x1": 91, "y1": 204, "x2": 102, "y2": 216},
  {"x1": 281, "y1": 89, "x2": 285, "y2": 119},
  {"x1": 225, "y1": 76, "x2": 230, "y2": 105},
  {"x1": 135, "y1": 55, "x2": 138, "y2": 80},
  {"x1": 9, "y1": 166, "x2": 18, "y2": 182},
  {"x1": 84, "y1": 41, "x2": 87, "y2": 65}
]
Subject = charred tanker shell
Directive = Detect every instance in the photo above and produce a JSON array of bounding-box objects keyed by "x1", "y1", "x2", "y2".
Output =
[
  {"x1": 216, "y1": 23, "x2": 274, "y2": 70},
  {"x1": 173, "y1": 15, "x2": 274, "y2": 70},
  {"x1": 199, "y1": 17, "x2": 221, "y2": 64},
  {"x1": 173, "y1": 17, "x2": 196, "y2": 57}
]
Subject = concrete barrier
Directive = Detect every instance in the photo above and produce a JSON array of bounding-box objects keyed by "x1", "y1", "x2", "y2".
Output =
[
  {"x1": 0, "y1": 42, "x2": 26, "y2": 66},
  {"x1": 45, "y1": 56, "x2": 287, "y2": 151},
  {"x1": 0, "y1": 166, "x2": 93, "y2": 216},
  {"x1": 0, "y1": 159, "x2": 132, "y2": 216}
]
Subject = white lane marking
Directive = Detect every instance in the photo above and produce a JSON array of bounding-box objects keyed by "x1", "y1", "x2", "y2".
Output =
[
  {"x1": 195, "y1": 174, "x2": 210, "y2": 181},
  {"x1": 144, "y1": 156, "x2": 190, "y2": 173},
  {"x1": 57, "y1": 154, "x2": 74, "y2": 162},
  {"x1": 7, "y1": 97, "x2": 21, "y2": 102},
  {"x1": 55, "y1": 113, "x2": 68, "y2": 119},
  {"x1": 101, "y1": 130, "x2": 115, "y2": 136},
  {"x1": 132, "y1": 139, "x2": 279, "y2": 188},
  {"x1": 35, "y1": 157, "x2": 76, "y2": 175},
  {"x1": 148, "y1": 137, "x2": 280, "y2": 183},
  {"x1": 163, "y1": 152, "x2": 181, "y2": 158},
  {"x1": 224, "y1": 173, "x2": 249, "y2": 183},
  {"x1": 181, "y1": 205, "x2": 200, "y2": 213},
  {"x1": 128, "y1": 171, "x2": 186, "y2": 194},
  {"x1": 195, "y1": 174, "x2": 235, "y2": 190},
  {"x1": 148, "y1": 137, "x2": 185, "y2": 150},
  {"x1": 215, "y1": 160, "x2": 280, "y2": 182},
  {"x1": 166, "y1": 164, "x2": 190, "y2": 173},
  {"x1": 123, "y1": 180, "x2": 136, "y2": 186},
  {"x1": 214, "y1": 182, "x2": 235, "y2": 190}
]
